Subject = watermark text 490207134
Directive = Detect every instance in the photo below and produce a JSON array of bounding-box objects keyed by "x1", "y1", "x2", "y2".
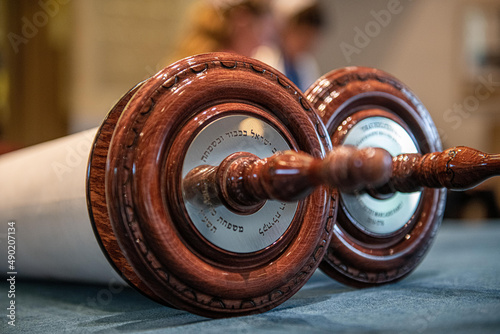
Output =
[{"x1": 6, "y1": 221, "x2": 16, "y2": 327}]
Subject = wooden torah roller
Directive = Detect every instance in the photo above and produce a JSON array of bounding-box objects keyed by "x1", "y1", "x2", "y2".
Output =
[
  {"x1": 0, "y1": 53, "x2": 393, "y2": 318},
  {"x1": 306, "y1": 67, "x2": 500, "y2": 287}
]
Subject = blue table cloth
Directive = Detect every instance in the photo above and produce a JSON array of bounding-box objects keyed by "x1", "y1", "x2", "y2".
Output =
[{"x1": 1, "y1": 221, "x2": 499, "y2": 333}]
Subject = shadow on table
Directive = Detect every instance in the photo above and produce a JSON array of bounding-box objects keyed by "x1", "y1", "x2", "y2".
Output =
[{"x1": 7, "y1": 273, "x2": 348, "y2": 332}]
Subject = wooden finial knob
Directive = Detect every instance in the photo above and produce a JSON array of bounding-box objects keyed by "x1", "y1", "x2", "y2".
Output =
[
  {"x1": 378, "y1": 146, "x2": 500, "y2": 194},
  {"x1": 90, "y1": 53, "x2": 339, "y2": 317},
  {"x1": 183, "y1": 146, "x2": 392, "y2": 214}
]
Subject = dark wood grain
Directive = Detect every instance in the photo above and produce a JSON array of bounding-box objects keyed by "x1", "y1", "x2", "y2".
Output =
[
  {"x1": 184, "y1": 146, "x2": 392, "y2": 214},
  {"x1": 306, "y1": 67, "x2": 446, "y2": 287},
  {"x1": 378, "y1": 147, "x2": 500, "y2": 193},
  {"x1": 87, "y1": 53, "x2": 336, "y2": 318},
  {"x1": 86, "y1": 82, "x2": 169, "y2": 305}
]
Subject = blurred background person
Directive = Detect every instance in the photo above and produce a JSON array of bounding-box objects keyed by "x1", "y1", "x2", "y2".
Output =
[
  {"x1": 169, "y1": 0, "x2": 271, "y2": 64},
  {"x1": 253, "y1": 0, "x2": 324, "y2": 91}
]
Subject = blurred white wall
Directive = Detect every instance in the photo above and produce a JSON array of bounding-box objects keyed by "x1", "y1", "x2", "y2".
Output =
[
  {"x1": 316, "y1": 0, "x2": 500, "y2": 152},
  {"x1": 70, "y1": 0, "x2": 195, "y2": 132},
  {"x1": 68, "y1": 0, "x2": 500, "y2": 154}
]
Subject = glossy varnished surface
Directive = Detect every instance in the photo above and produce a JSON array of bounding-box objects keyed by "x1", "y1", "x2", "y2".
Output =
[
  {"x1": 183, "y1": 146, "x2": 392, "y2": 214},
  {"x1": 382, "y1": 147, "x2": 500, "y2": 193},
  {"x1": 86, "y1": 82, "x2": 165, "y2": 304},
  {"x1": 307, "y1": 67, "x2": 500, "y2": 288},
  {"x1": 87, "y1": 53, "x2": 336, "y2": 317},
  {"x1": 86, "y1": 58, "x2": 500, "y2": 315},
  {"x1": 306, "y1": 67, "x2": 447, "y2": 287}
]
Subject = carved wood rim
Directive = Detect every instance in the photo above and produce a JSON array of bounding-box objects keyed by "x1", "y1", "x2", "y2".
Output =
[
  {"x1": 88, "y1": 53, "x2": 336, "y2": 317},
  {"x1": 306, "y1": 67, "x2": 446, "y2": 287},
  {"x1": 86, "y1": 81, "x2": 169, "y2": 305},
  {"x1": 166, "y1": 103, "x2": 306, "y2": 269}
]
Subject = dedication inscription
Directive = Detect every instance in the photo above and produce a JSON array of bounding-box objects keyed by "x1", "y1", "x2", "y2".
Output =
[
  {"x1": 341, "y1": 116, "x2": 421, "y2": 235},
  {"x1": 182, "y1": 115, "x2": 298, "y2": 253}
]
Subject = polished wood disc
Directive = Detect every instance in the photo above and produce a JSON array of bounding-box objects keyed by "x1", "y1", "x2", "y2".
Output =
[
  {"x1": 87, "y1": 53, "x2": 336, "y2": 317},
  {"x1": 306, "y1": 67, "x2": 447, "y2": 287}
]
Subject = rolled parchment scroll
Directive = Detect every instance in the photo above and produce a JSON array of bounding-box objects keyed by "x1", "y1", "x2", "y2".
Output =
[
  {"x1": 0, "y1": 53, "x2": 343, "y2": 318},
  {"x1": 0, "y1": 53, "x2": 393, "y2": 318},
  {"x1": 2, "y1": 55, "x2": 499, "y2": 318},
  {"x1": 0, "y1": 128, "x2": 124, "y2": 285}
]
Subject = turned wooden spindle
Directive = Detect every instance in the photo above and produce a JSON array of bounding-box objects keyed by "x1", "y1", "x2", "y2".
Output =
[
  {"x1": 305, "y1": 65, "x2": 500, "y2": 288},
  {"x1": 378, "y1": 146, "x2": 500, "y2": 194},
  {"x1": 183, "y1": 146, "x2": 392, "y2": 214},
  {"x1": 88, "y1": 53, "x2": 345, "y2": 317},
  {"x1": 4, "y1": 53, "x2": 347, "y2": 318}
]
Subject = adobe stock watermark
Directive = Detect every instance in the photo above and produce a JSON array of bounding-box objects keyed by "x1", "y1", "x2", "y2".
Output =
[
  {"x1": 402, "y1": 308, "x2": 440, "y2": 334},
  {"x1": 7, "y1": 0, "x2": 71, "y2": 54},
  {"x1": 51, "y1": 130, "x2": 95, "y2": 182},
  {"x1": 340, "y1": 0, "x2": 412, "y2": 63},
  {"x1": 77, "y1": 277, "x2": 125, "y2": 311},
  {"x1": 439, "y1": 73, "x2": 500, "y2": 142},
  {"x1": 72, "y1": 276, "x2": 125, "y2": 331},
  {"x1": 5, "y1": 221, "x2": 17, "y2": 327},
  {"x1": 144, "y1": 63, "x2": 164, "y2": 80}
]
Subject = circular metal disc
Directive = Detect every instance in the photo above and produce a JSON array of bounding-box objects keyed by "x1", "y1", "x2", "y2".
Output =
[
  {"x1": 182, "y1": 115, "x2": 298, "y2": 253},
  {"x1": 341, "y1": 116, "x2": 421, "y2": 235}
]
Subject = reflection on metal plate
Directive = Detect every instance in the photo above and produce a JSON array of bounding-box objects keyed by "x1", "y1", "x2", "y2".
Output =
[
  {"x1": 182, "y1": 115, "x2": 298, "y2": 253},
  {"x1": 342, "y1": 117, "x2": 421, "y2": 235}
]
